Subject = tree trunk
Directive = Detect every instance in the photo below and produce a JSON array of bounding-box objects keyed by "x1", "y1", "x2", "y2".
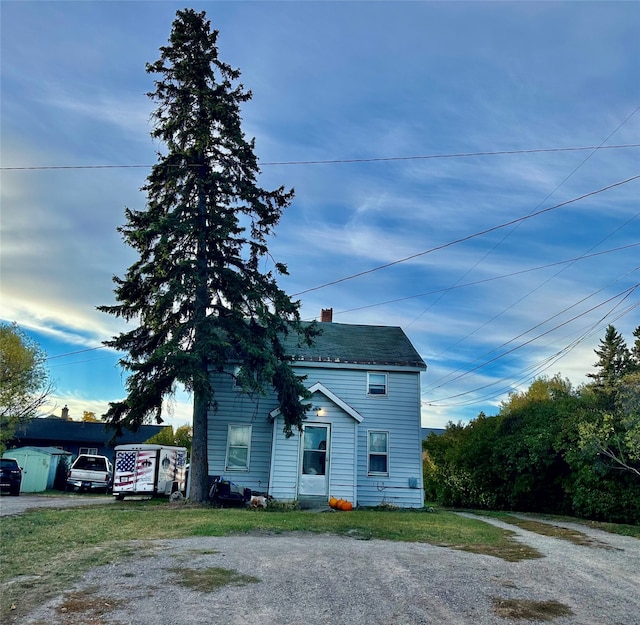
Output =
[
  {"x1": 189, "y1": 387, "x2": 210, "y2": 502},
  {"x1": 188, "y1": 156, "x2": 211, "y2": 504}
]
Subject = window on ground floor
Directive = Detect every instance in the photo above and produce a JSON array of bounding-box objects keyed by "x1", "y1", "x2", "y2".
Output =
[
  {"x1": 225, "y1": 424, "x2": 252, "y2": 471},
  {"x1": 367, "y1": 430, "x2": 389, "y2": 476}
]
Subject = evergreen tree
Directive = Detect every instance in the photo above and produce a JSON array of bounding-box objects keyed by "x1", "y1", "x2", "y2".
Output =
[
  {"x1": 630, "y1": 325, "x2": 640, "y2": 372},
  {"x1": 99, "y1": 9, "x2": 316, "y2": 502},
  {"x1": 586, "y1": 325, "x2": 631, "y2": 400}
]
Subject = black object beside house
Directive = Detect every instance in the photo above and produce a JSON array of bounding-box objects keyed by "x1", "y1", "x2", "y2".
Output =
[{"x1": 9, "y1": 416, "x2": 169, "y2": 462}]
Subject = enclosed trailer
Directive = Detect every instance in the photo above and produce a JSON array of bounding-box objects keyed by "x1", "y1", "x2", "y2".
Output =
[{"x1": 112, "y1": 444, "x2": 188, "y2": 500}]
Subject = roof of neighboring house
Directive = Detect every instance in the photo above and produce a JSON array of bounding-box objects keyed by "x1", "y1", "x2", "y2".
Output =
[
  {"x1": 12, "y1": 418, "x2": 168, "y2": 445},
  {"x1": 421, "y1": 427, "x2": 446, "y2": 439},
  {"x1": 283, "y1": 322, "x2": 427, "y2": 370}
]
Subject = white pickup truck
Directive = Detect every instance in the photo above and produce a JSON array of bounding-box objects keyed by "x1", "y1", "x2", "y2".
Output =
[{"x1": 67, "y1": 454, "x2": 113, "y2": 492}]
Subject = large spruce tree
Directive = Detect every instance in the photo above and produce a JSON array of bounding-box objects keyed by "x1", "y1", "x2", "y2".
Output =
[
  {"x1": 99, "y1": 9, "x2": 315, "y2": 502},
  {"x1": 586, "y1": 324, "x2": 632, "y2": 408}
]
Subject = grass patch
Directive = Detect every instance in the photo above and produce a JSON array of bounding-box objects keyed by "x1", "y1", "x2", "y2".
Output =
[
  {"x1": 492, "y1": 597, "x2": 574, "y2": 620},
  {"x1": 477, "y1": 512, "x2": 619, "y2": 549},
  {"x1": 533, "y1": 514, "x2": 640, "y2": 540},
  {"x1": 459, "y1": 540, "x2": 542, "y2": 562},
  {"x1": 171, "y1": 567, "x2": 259, "y2": 591}
]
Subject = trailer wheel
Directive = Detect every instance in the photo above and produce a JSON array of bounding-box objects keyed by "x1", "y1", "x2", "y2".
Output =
[{"x1": 115, "y1": 493, "x2": 125, "y2": 501}]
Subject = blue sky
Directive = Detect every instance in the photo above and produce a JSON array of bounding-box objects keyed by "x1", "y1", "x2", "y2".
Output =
[{"x1": 1, "y1": 1, "x2": 639, "y2": 430}]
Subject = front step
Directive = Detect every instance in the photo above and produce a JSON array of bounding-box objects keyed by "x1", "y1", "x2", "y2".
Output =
[{"x1": 298, "y1": 496, "x2": 330, "y2": 511}]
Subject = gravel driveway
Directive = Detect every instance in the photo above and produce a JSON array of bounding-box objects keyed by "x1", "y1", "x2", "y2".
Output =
[
  {"x1": 9, "y1": 504, "x2": 639, "y2": 625},
  {"x1": 0, "y1": 493, "x2": 114, "y2": 516}
]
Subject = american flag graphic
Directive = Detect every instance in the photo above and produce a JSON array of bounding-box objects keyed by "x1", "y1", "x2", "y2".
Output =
[{"x1": 115, "y1": 450, "x2": 155, "y2": 489}]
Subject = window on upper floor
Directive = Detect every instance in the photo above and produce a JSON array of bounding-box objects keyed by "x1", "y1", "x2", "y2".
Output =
[
  {"x1": 79, "y1": 447, "x2": 98, "y2": 456},
  {"x1": 367, "y1": 372, "x2": 388, "y2": 396},
  {"x1": 232, "y1": 366, "x2": 243, "y2": 390},
  {"x1": 225, "y1": 424, "x2": 252, "y2": 471},
  {"x1": 367, "y1": 430, "x2": 389, "y2": 476}
]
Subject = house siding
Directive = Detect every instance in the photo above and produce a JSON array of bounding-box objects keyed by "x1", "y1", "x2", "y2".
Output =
[
  {"x1": 270, "y1": 392, "x2": 359, "y2": 503},
  {"x1": 299, "y1": 366, "x2": 424, "y2": 508},
  {"x1": 206, "y1": 327, "x2": 425, "y2": 509},
  {"x1": 207, "y1": 371, "x2": 274, "y2": 494}
]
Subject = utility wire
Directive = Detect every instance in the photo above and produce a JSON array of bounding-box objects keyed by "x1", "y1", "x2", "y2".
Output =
[
  {"x1": 293, "y1": 174, "x2": 640, "y2": 297},
  {"x1": 2, "y1": 144, "x2": 639, "y2": 170},
  {"x1": 427, "y1": 299, "x2": 640, "y2": 407},
  {"x1": 406, "y1": 106, "x2": 640, "y2": 329},
  {"x1": 425, "y1": 283, "x2": 639, "y2": 403},
  {"x1": 333, "y1": 242, "x2": 640, "y2": 316},
  {"x1": 422, "y1": 266, "x2": 640, "y2": 394},
  {"x1": 45, "y1": 346, "x2": 105, "y2": 361},
  {"x1": 423, "y1": 210, "x2": 640, "y2": 370}
]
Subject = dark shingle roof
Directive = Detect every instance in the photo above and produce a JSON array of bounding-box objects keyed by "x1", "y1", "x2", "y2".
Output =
[
  {"x1": 283, "y1": 322, "x2": 426, "y2": 369},
  {"x1": 13, "y1": 418, "x2": 167, "y2": 445}
]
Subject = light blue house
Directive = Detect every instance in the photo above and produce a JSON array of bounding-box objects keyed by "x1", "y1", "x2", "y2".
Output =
[{"x1": 207, "y1": 320, "x2": 427, "y2": 508}]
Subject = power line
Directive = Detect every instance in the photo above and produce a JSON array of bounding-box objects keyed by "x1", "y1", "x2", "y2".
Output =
[
  {"x1": 421, "y1": 209, "x2": 640, "y2": 369},
  {"x1": 425, "y1": 283, "x2": 639, "y2": 404},
  {"x1": 333, "y1": 242, "x2": 640, "y2": 316},
  {"x1": 292, "y1": 174, "x2": 640, "y2": 297},
  {"x1": 2, "y1": 144, "x2": 639, "y2": 171},
  {"x1": 422, "y1": 267, "x2": 639, "y2": 394},
  {"x1": 45, "y1": 346, "x2": 106, "y2": 361},
  {"x1": 406, "y1": 107, "x2": 640, "y2": 330},
  {"x1": 427, "y1": 300, "x2": 640, "y2": 407}
]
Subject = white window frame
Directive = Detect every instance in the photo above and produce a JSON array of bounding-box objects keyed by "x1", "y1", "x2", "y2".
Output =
[
  {"x1": 367, "y1": 430, "x2": 389, "y2": 476},
  {"x1": 225, "y1": 424, "x2": 252, "y2": 471},
  {"x1": 367, "y1": 372, "x2": 388, "y2": 396},
  {"x1": 79, "y1": 447, "x2": 98, "y2": 456}
]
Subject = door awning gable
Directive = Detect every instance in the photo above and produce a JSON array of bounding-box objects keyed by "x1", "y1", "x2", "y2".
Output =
[{"x1": 269, "y1": 381, "x2": 364, "y2": 423}]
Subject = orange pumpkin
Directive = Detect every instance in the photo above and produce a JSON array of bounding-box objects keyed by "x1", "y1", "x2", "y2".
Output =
[
  {"x1": 342, "y1": 501, "x2": 353, "y2": 511},
  {"x1": 335, "y1": 498, "x2": 345, "y2": 510},
  {"x1": 328, "y1": 497, "x2": 338, "y2": 509}
]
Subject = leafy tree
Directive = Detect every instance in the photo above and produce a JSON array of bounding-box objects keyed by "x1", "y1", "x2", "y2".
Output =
[
  {"x1": 99, "y1": 9, "x2": 315, "y2": 503},
  {"x1": 500, "y1": 374, "x2": 574, "y2": 415},
  {"x1": 82, "y1": 411, "x2": 99, "y2": 422},
  {"x1": 145, "y1": 424, "x2": 193, "y2": 455},
  {"x1": 0, "y1": 323, "x2": 53, "y2": 453},
  {"x1": 579, "y1": 371, "x2": 640, "y2": 479}
]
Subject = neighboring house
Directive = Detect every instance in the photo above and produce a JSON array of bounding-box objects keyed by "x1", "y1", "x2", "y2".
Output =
[
  {"x1": 9, "y1": 416, "x2": 168, "y2": 462},
  {"x1": 208, "y1": 319, "x2": 427, "y2": 508},
  {"x1": 421, "y1": 427, "x2": 445, "y2": 440}
]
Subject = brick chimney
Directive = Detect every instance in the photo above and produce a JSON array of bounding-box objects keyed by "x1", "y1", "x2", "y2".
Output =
[
  {"x1": 321, "y1": 308, "x2": 333, "y2": 322},
  {"x1": 61, "y1": 405, "x2": 70, "y2": 420}
]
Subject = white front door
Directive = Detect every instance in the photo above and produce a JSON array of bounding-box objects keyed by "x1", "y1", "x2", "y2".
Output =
[{"x1": 299, "y1": 424, "x2": 330, "y2": 496}]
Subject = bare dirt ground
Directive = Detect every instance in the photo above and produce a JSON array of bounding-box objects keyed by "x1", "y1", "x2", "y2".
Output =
[{"x1": 4, "y1": 497, "x2": 639, "y2": 625}]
